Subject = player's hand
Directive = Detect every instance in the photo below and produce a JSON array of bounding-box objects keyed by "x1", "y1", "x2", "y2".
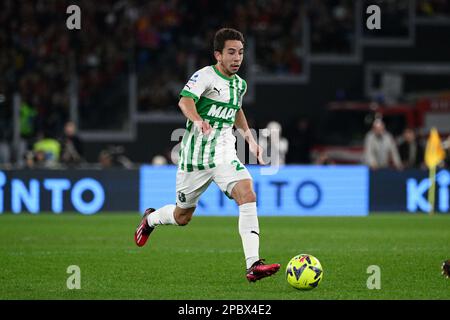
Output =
[
  {"x1": 202, "y1": 121, "x2": 212, "y2": 135},
  {"x1": 194, "y1": 120, "x2": 212, "y2": 135},
  {"x1": 250, "y1": 142, "x2": 266, "y2": 165}
]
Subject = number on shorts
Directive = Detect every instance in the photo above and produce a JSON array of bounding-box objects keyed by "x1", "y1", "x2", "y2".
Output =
[
  {"x1": 178, "y1": 192, "x2": 186, "y2": 203},
  {"x1": 231, "y1": 160, "x2": 244, "y2": 171}
]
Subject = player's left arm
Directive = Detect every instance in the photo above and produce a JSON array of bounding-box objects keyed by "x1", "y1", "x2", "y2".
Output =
[{"x1": 234, "y1": 108, "x2": 265, "y2": 165}]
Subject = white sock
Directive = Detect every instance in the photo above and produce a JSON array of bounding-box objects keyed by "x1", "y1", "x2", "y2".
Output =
[
  {"x1": 239, "y1": 202, "x2": 260, "y2": 269},
  {"x1": 147, "y1": 204, "x2": 178, "y2": 227}
]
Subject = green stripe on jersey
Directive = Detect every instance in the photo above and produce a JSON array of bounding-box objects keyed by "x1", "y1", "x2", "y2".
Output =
[
  {"x1": 199, "y1": 122, "x2": 219, "y2": 170},
  {"x1": 179, "y1": 120, "x2": 193, "y2": 171},
  {"x1": 234, "y1": 78, "x2": 239, "y2": 105},
  {"x1": 181, "y1": 121, "x2": 223, "y2": 172},
  {"x1": 208, "y1": 122, "x2": 224, "y2": 169},
  {"x1": 186, "y1": 126, "x2": 198, "y2": 172},
  {"x1": 229, "y1": 78, "x2": 235, "y2": 105},
  {"x1": 237, "y1": 77, "x2": 244, "y2": 104},
  {"x1": 242, "y1": 79, "x2": 247, "y2": 95},
  {"x1": 197, "y1": 120, "x2": 215, "y2": 170}
]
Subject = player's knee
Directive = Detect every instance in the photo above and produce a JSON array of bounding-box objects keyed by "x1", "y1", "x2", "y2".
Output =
[{"x1": 238, "y1": 190, "x2": 256, "y2": 205}]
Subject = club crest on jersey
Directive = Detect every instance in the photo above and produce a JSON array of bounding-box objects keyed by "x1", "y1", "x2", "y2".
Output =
[{"x1": 207, "y1": 104, "x2": 237, "y2": 121}]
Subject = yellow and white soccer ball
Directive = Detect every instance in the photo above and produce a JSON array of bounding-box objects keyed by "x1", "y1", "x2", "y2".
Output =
[{"x1": 286, "y1": 254, "x2": 323, "y2": 290}]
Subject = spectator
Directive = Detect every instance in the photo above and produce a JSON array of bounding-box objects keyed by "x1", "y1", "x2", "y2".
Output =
[
  {"x1": 309, "y1": 1, "x2": 355, "y2": 54},
  {"x1": 98, "y1": 150, "x2": 113, "y2": 168},
  {"x1": 24, "y1": 151, "x2": 35, "y2": 169},
  {"x1": 260, "y1": 121, "x2": 289, "y2": 166},
  {"x1": 60, "y1": 121, "x2": 84, "y2": 166},
  {"x1": 0, "y1": 142, "x2": 11, "y2": 165},
  {"x1": 24, "y1": 150, "x2": 48, "y2": 169},
  {"x1": 397, "y1": 128, "x2": 424, "y2": 169},
  {"x1": 443, "y1": 135, "x2": 450, "y2": 168},
  {"x1": 98, "y1": 145, "x2": 133, "y2": 169},
  {"x1": 363, "y1": 119, "x2": 402, "y2": 170},
  {"x1": 152, "y1": 154, "x2": 168, "y2": 165},
  {"x1": 19, "y1": 100, "x2": 38, "y2": 143},
  {"x1": 32, "y1": 130, "x2": 61, "y2": 168},
  {"x1": 314, "y1": 151, "x2": 336, "y2": 165}
]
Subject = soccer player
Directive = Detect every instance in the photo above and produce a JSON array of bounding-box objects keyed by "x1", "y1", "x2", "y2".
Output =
[{"x1": 134, "y1": 28, "x2": 280, "y2": 282}]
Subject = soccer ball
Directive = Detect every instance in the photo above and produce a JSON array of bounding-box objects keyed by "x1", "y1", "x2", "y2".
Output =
[{"x1": 286, "y1": 254, "x2": 323, "y2": 290}]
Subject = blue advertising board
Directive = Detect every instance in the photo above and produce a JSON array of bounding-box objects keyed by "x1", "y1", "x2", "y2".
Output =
[
  {"x1": 0, "y1": 169, "x2": 139, "y2": 214},
  {"x1": 140, "y1": 165, "x2": 369, "y2": 216},
  {"x1": 370, "y1": 169, "x2": 450, "y2": 213}
]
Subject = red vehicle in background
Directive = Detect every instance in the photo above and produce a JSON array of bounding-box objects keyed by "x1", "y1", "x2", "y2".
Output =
[
  {"x1": 416, "y1": 94, "x2": 450, "y2": 136},
  {"x1": 313, "y1": 93, "x2": 450, "y2": 164}
]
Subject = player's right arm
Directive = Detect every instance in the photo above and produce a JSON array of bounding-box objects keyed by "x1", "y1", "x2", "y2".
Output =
[
  {"x1": 178, "y1": 69, "x2": 212, "y2": 135},
  {"x1": 178, "y1": 97, "x2": 212, "y2": 135}
]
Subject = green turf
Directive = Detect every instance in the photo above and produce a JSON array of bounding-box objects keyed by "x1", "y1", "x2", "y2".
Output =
[{"x1": 0, "y1": 213, "x2": 449, "y2": 300}]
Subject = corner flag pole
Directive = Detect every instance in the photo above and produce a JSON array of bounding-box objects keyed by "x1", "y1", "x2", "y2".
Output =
[
  {"x1": 425, "y1": 127, "x2": 445, "y2": 215},
  {"x1": 427, "y1": 165, "x2": 436, "y2": 215}
]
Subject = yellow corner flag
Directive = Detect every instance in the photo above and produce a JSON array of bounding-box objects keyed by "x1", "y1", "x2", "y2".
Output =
[
  {"x1": 425, "y1": 128, "x2": 445, "y2": 168},
  {"x1": 425, "y1": 128, "x2": 446, "y2": 214}
]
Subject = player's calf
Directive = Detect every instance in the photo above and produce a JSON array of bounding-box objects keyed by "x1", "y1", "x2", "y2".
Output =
[{"x1": 174, "y1": 206, "x2": 195, "y2": 226}]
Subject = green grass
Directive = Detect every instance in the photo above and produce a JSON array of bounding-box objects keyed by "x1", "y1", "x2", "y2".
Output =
[{"x1": 0, "y1": 213, "x2": 449, "y2": 300}]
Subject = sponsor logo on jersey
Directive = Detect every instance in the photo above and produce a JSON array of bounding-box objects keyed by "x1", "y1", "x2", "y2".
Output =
[{"x1": 207, "y1": 104, "x2": 237, "y2": 121}]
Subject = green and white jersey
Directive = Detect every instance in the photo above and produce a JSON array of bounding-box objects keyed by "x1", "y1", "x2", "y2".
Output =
[{"x1": 179, "y1": 65, "x2": 247, "y2": 172}]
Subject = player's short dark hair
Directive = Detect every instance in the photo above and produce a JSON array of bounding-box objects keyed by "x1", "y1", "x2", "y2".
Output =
[{"x1": 214, "y1": 28, "x2": 245, "y2": 53}]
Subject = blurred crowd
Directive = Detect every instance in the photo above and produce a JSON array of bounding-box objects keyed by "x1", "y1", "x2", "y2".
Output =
[
  {"x1": 363, "y1": 0, "x2": 410, "y2": 37},
  {"x1": 136, "y1": 0, "x2": 307, "y2": 112},
  {"x1": 0, "y1": 0, "x2": 341, "y2": 167},
  {"x1": 362, "y1": 118, "x2": 450, "y2": 170},
  {"x1": 309, "y1": 0, "x2": 355, "y2": 54},
  {"x1": 1, "y1": 1, "x2": 450, "y2": 169},
  {"x1": 0, "y1": 1, "x2": 364, "y2": 125},
  {"x1": 417, "y1": 0, "x2": 450, "y2": 16},
  {"x1": 148, "y1": 115, "x2": 450, "y2": 170},
  {"x1": 272, "y1": 117, "x2": 450, "y2": 169},
  {"x1": 0, "y1": 0, "x2": 131, "y2": 166}
]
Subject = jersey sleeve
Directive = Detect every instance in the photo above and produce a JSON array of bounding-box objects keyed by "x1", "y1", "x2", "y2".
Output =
[
  {"x1": 179, "y1": 69, "x2": 210, "y2": 103},
  {"x1": 238, "y1": 79, "x2": 247, "y2": 107}
]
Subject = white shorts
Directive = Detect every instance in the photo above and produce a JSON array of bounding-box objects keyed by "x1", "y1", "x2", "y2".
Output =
[{"x1": 175, "y1": 159, "x2": 252, "y2": 208}]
